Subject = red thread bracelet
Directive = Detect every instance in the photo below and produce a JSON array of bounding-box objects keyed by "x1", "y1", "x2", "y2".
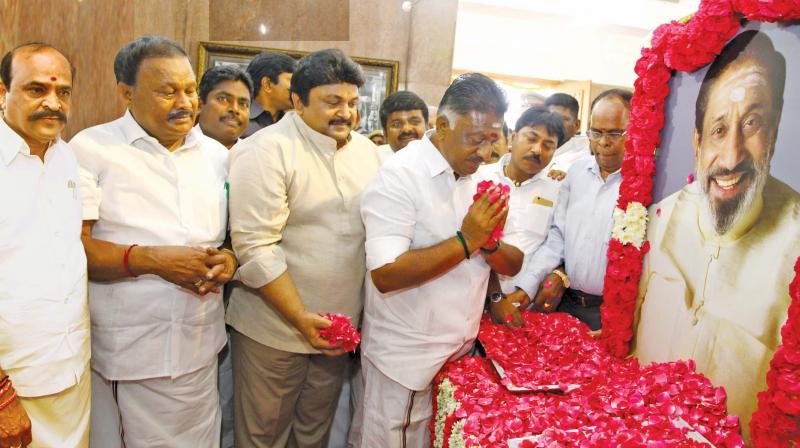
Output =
[
  {"x1": 123, "y1": 244, "x2": 139, "y2": 278},
  {"x1": 0, "y1": 388, "x2": 18, "y2": 411}
]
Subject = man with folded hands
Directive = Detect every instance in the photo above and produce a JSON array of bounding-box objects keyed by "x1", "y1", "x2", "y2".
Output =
[
  {"x1": 71, "y1": 36, "x2": 236, "y2": 447},
  {"x1": 358, "y1": 73, "x2": 523, "y2": 447}
]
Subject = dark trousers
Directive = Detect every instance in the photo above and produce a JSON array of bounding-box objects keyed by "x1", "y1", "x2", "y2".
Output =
[{"x1": 557, "y1": 289, "x2": 603, "y2": 331}]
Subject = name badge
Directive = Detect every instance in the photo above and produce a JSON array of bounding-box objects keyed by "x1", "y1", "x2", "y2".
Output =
[{"x1": 532, "y1": 196, "x2": 553, "y2": 207}]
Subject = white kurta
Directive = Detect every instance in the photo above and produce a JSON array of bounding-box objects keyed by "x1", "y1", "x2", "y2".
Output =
[{"x1": 633, "y1": 177, "x2": 800, "y2": 441}]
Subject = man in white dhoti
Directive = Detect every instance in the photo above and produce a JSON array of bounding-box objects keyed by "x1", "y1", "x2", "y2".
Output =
[
  {"x1": 72, "y1": 36, "x2": 236, "y2": 448},
  {"x1": 0, "y1": 42, "x2": 91, "y2": 448},
  {"x1": 359, "y1": 73, "x2": 524, "y2": 447}
]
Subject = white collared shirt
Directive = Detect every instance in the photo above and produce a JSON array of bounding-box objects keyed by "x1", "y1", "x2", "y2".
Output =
[
  {"x1": 0, "y1": 118, "x2": 90, "y2": 397},
  {"x1": 471, "y1": 154, "x2": 562, "y2": 293},
  {"x1": 360, "y1": 132, "x2": 490, "y2": 391},
  {"x1": 550, "y1": 134, "x2": 591, "y2": 173},
  {"x1": 376, "y1": 144, "x2": 394, "y2": 164},
  {"x1": 70, "y1": 110, "x2": 228, "y2": 380}
]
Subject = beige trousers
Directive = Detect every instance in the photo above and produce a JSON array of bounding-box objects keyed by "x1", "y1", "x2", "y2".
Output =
[
  {"x1": 20, "y1": 363, "x2": 91, "y2": 448},
  {"x1": 89, "y1": 362, "x2": 221, "y2": 448},
  {"x1": 231, "y1": 329, "x2": 347, "y2": 448}
]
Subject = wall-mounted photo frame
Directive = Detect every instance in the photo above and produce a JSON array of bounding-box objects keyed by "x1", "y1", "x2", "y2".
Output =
[{"x1": 197, "y1": 42, "x2": 400, "y2": 135}]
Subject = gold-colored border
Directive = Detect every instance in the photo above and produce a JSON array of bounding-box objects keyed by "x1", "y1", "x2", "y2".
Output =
[{"x1": 196, "y1": 42, "x2": 400, "y2": 96}]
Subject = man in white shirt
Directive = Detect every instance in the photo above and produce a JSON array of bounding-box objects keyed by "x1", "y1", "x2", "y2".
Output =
[
  {"x1": 359, "y1": 73, "x2": 524, "y2": 447},
  {"x1": 512, "y1": 89, "x2": 632, "y2": 331},
  {"x1": 198, "y1": 64, "x2": 254, "y2": 149},
  {"x1": 375, "y1": 90, "x2": 429, "y2": 162},
  {"x1": 476, "y1": 106, "x2": 566, "y2": 326},
  {"x1": 227, "y1": 49, "x2": 382, "y2": 448},
  {"x1": 0, "y1": 43, "x2": 90, "y2": 448},
  {"x1": 545, "y1": 93, "x2": 590, "y2": 173},
  {"x1": 71, "y1": 36, "x2": 237, "y2": 448}
]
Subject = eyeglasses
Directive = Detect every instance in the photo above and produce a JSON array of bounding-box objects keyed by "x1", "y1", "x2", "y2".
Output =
[{"x1": 586, "y1": 129, "x2": 627, "y2": 141}]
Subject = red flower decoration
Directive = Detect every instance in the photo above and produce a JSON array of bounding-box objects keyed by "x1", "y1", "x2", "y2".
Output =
[
  {"x1": 432, "y1": 313, "x2": 744, "y2": 448},
  {"x1": 604, "y1": 0, "x2": 800, "y2": 445},
  {"x1": 318, "y1": 313, "x2": 360, "y2": 352}
]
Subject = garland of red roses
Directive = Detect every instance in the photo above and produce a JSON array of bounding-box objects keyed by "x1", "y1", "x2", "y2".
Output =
[{"x1": 599, "y1": 0, "x2": 800, "y2": 445}]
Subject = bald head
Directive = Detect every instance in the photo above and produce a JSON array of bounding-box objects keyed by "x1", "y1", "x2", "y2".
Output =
[{"x1": 1, "y1": 43, "x2": 74, "y2": 88}]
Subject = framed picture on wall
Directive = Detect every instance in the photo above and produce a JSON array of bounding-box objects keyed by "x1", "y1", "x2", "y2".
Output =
[{"x1": 197, "y1": 42, "x2": 400, "y2": 135}]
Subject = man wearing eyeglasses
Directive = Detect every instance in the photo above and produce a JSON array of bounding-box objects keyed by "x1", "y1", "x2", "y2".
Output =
[{"x1": 508, "y1": 89, "x2": 632, "y2": 331}]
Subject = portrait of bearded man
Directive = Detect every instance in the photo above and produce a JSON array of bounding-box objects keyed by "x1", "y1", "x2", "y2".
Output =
[{"x1": 633, "y1": 29, "x2": 800, "y2": 443}]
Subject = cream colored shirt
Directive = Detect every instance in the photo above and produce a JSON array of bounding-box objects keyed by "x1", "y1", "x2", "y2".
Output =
[
  {"x1": 633, "y1": 177, "x2": 800, "y2": 441},
  {"x1": 0, "y1": 118, "x2": 90, "y2": 397},
  {"x1": 227, "y1": 111, "x2": 382, "y2": 354},
  {"x1": 360, "y1": 133, "x2": 491, "y2": 391},
  {"x1": 71, "y1": 111, "x2": 228, "y2": 380},
  {"x1": 470, "y1": 153, "x2": 562, "y2": 293}
]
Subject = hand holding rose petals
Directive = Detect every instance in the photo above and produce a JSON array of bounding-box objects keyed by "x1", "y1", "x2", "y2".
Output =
[
  {"x1": 472, "y1": 180, "x2": 510, "y2": 246},
  {"x1": 317, "y1": 313, "x2": 360, "y2": 352}
]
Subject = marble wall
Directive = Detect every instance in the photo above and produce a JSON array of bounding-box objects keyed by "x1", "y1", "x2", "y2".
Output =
[{"x1": 0, "y1": 0, "x2": 457, "y2": 138}]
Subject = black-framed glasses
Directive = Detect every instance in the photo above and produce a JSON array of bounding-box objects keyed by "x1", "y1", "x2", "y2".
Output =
[{"x1": 586, "y1": 129, "x2": 627, "y2": 141}]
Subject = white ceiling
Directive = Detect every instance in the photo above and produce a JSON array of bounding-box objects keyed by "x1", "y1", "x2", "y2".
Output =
[
  {"x1": 459, "y1": 0, "x2": 701, "y2": 33},
  {"x1": 453, "y1": 0, "x2": 704, "y2": 86}
]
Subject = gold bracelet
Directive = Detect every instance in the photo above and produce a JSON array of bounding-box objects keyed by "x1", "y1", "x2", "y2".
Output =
[{"x1": 551, "y1": 269, "x2": 571, "y2": 289}]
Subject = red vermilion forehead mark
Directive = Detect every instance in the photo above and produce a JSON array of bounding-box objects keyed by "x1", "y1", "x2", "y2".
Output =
[{"x1": 51, "y1": 76, "x2": 57, "y2": 81}]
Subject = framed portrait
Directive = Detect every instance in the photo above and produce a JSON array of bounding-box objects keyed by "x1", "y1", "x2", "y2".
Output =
[
  {"x1": 602, "y1": 3, "x2": 800, "y2": 445},
  {"x1": 197, "y1": 42, "x2": 400, "y2": 135}
]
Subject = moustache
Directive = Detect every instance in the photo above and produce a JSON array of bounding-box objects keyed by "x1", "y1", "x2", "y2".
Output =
[
  {"x1": 219, "y1": 113, "x2": 242, "y2": 126},
  {"x1": 167, "y1": 109, "x2": 194, "y2": 121},
  {"x1": 328, "y1": 118, "x2": 352, "y2": 127},
  {"x1": 29, "y1": 110, "x2": 66, "y2": 122},
  {"x1": 523, "y1": 154, "x2": 542, "y2": 164},
  {"x1": 705, "y1": 159, "x2": 755, "y2": 179},
  {"x1": 467, "y1": 155, "x2": 484, "y2": 164},
  {"x1": 398, "y1": 132, "x2": 419, "y2": 140}
]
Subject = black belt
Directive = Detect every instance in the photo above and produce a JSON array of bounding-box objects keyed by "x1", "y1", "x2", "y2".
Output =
[{"x1": 565, "y1": 288, "x2": 603, "y2": 307}]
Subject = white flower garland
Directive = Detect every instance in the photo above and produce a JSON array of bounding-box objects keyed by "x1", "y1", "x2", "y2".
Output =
[
  {"x1": 434, "y1": 379, "x2": 459, "y2": 448},
  {"x1": 611, "y1": 201, "x2": 648, "y2": 248}
]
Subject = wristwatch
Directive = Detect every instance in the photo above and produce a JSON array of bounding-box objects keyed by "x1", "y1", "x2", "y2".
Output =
[
  {"x1": 551, "y1": 269, "x2": 571, "y2": 289},
  {"x1": 488, "y1": 291, "x2": 506, "y2": 304}
]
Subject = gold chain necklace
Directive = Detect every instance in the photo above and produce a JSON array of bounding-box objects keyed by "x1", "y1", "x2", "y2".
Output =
[{"x1": 503, "y1": 164, "x2": 523, "y2": 187}]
